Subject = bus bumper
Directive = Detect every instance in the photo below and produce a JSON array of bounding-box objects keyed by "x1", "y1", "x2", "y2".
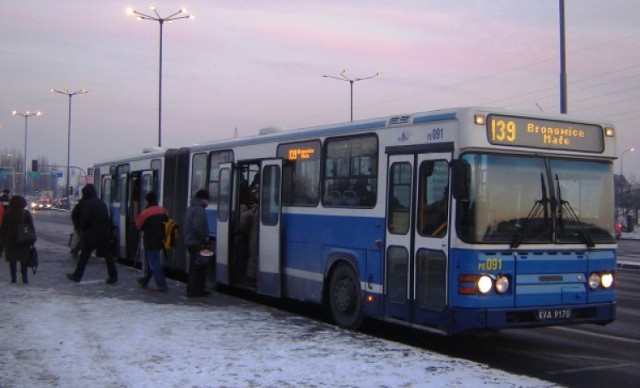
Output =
[{"x1": 450, "y1": 302, "x2": 616, "y2": 335}]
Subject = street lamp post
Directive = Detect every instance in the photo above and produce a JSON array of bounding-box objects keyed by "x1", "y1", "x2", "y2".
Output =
[
  {"x1": 127, "y1": 6, "x2": 194, "y2": 147},
  {"x1": 12, "y1": 110, "x2": 41, "y2": 195},
  {"x1": 559, "y1": 0, "x2": 568, "y2": 114},
  {"x1": 620, "y1": 147, "x2": 634, "y2": 177},
  {"x1": 323, "y1": 68, "x2": 382, "y2": 122},
  {"x1": 618, "y1": 147, "x2": 635, "y2": 223},
  {"x1": 51, "y1": 88, "x2": 89, "y2": 209}
]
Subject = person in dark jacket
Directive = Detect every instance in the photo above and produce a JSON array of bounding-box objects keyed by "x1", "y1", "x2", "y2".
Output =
[
  {"x1": 134, "y1": 191, "x2": 169, "y2": 291},
  {"x1": 1, "y1": 195, "x2": 35, "y2": 283},
  {"x1": 66, "y1": 184, "x2": 118, "y2": 284},
  {"x1": 184, "y1": 189, "x2": 210, "y2": 297},
  {"x1": 69, "y1": 190, "x2": 87, "y2": 259}
]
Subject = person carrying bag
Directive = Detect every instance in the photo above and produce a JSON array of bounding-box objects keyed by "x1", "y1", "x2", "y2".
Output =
[
  {"x1": 17, "y1": 210, "x2": 36, "y2": 245},
  {"x1": 0, "y1": 195, "x2": 36, "y2": 283}
]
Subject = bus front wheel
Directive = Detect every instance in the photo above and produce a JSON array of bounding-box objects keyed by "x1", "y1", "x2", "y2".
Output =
[{"x1": 329, "y1": 263, "x2": 364, "y2": 330}]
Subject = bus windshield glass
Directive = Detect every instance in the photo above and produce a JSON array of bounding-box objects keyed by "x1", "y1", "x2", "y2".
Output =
[{"x1": 456, "y1": 153, "x2": 615, "y2": 244}]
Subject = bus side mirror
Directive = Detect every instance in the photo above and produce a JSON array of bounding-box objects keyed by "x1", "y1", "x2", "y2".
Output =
[{"x1": 451, "y1": 159, "x2": 470, "y2": 201}]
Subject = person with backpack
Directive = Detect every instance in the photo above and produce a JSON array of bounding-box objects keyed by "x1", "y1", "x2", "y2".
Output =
[
  {"x1": 134, "y1": 191, "x2": 169, "y2": 291},
  {"x1": 184, "y1": 189, "x2": 210, "y2": 297},
  {"x1": 66, "y1": 184, "x2": 118, "y2": 284},
  {"x1": 1, "y1": 195, "x2": 35, "y2": 283}
]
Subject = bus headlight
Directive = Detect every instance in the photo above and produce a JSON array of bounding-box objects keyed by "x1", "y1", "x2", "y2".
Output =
[
  {"x1": 477, "y1": 275, "x2": 493, "y2": 294},
  {"x1": 588, "y1": 273, "x2": 600, "y2": 290},
  {"x1": 495, "y1": 275, "x2": 510, "y2": 294},
  {"x1": 600, "y1": 272, "x2": 614, "y2": 289}
]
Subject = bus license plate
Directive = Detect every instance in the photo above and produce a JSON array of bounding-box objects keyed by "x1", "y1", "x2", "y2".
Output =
[{"x1": 537, "y1": 308, "x2": 572, "y2": 321}]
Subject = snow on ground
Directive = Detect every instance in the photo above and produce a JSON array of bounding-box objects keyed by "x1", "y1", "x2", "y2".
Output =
[{"x1": 0, "y1": 285, "x2": 554, "y2": 387}]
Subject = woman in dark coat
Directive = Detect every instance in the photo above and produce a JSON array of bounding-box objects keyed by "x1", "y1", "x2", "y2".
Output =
[{"x1": 1, "y1": 195, "x2": 35, "y2": 283}]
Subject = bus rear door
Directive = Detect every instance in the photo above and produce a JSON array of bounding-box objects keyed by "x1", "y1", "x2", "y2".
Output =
[{"x1": 385, "y1": 151, "x2": 450, "y2": 328}]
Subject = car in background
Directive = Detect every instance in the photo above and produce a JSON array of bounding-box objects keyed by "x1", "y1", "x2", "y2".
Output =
[
  {"x1": 55, "y1": 197, "x2": 69, "y2": 209},
  {"x1": 31, "y1": 198, "x2": 53, "y2": 211}
]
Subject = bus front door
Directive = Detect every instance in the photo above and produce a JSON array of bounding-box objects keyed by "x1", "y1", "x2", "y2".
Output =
[{"x1": 385, "y1": 153, "x2": 450, "y2": 326}]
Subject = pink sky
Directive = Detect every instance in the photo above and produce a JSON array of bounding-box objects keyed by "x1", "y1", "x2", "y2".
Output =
[{"x1": 1, "y1": 0, "x2": 638, "y2": 182}]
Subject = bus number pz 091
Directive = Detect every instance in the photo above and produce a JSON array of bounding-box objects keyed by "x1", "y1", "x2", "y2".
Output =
[{"x1": 490, "y1": 119, "x2": 516, "y2": 142}]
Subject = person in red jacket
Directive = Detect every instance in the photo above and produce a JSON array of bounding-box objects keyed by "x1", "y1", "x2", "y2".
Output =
[{"x1": 135, "y1": 191, "x2": 169, "y2": 291}]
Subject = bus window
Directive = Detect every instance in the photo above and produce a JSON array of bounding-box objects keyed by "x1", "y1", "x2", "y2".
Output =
[
  {"x1": 323, "y1": 134, "x2": 378, "y2": 208},
  {"x1": 261, "y1": 164, "x2": 281, "y2": 226},
  {"x1": 191, "y1": 153, "x2": 207, "y2": 195},
  {"x1": 208, "y1": 150, "x2": 233, "y2": 204},
  {"x1": 151, "y1": 159, "x2": 162, "y2": 194},
  {"x1": 417, "y1": 160, "x2": 449, "y2": 237},
  {"x1": 277, "y1": 140, "x2": 320, "y2": 206},
  {"x1": 218, "y1": 167, "x2": 231, "y2": 222},
  {"x1": 388, "y1": 162, "x2": 411, "y2": 235},
  {"x1": 101, "y1": 177, "x2": 112, "y2": 206},
  {"x1": 114, "y1": 164, "x2": 129, "y2": 202},
  {"x1": 141, "y1": 173, "x2": 153, "y2": 204}
]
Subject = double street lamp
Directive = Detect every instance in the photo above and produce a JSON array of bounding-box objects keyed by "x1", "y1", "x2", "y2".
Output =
[
  {"x1": 323, "y1": 68, "x2": 382, "y2": 122},
  {"x1": 127, "y1": 6, "x2": 194, "y2": 147},
  {"x1": 11, "y1": 110, "x2": 41, "y2": 195},
  {"x1": 51, "y1": 88, "x2": 89, "y2": 208}
]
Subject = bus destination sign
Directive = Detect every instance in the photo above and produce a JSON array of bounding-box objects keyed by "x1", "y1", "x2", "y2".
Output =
[{"x1": 486, "y1": 114, "x2": 604, "y2": 153}]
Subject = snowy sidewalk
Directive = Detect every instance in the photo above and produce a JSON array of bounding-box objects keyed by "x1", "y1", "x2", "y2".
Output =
[{"x1": 0, "y1": 239, "x2": 553, "y2": 387}]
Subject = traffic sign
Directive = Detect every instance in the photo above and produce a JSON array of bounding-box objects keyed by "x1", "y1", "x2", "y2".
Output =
[{"x1": 51, "y1": 171, "x2": 64, "y2": 178}]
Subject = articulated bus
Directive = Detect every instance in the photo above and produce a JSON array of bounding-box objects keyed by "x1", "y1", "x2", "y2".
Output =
[
  {"x1": 94, "y1": 107, "x2": 617, "y2": 335},
  {"x1": 93, "y1": 148, "x2": 191, "y2": 272}
]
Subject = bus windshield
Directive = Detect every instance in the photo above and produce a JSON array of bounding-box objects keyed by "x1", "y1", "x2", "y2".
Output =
[{"x1": 456, "y1": 153, "x2": 615, "y2": 245}]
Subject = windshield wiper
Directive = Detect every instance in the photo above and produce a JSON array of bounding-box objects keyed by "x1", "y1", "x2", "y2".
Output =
[
  {"x1": 555, "y1": 174, "x2": 595, "y2": 248},
  {"x1": 511, "y1": 173, "x2": 550, "y2": 248}
]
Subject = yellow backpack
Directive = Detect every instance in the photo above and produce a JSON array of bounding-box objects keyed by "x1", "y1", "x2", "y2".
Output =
[{"x1": 162, "y1": 211, "x2": 179, "y2": 250}]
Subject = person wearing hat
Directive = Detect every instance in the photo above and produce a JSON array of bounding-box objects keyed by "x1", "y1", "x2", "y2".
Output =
[
  {"x1": 134, "y1": 191, "x2": 169, "y2": 291},
  {"x1": 184, "y1": 189, "x2": 210, "y2": 297}
]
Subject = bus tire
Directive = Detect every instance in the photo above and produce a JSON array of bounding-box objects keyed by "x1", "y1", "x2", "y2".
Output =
[{"x1": 329, "y1": 263, "x2": 364, "y2": 330}]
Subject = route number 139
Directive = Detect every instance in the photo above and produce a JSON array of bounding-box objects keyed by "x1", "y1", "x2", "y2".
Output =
[{"x1": 490, "y1": 119, "x2": 517, "y2": 142}]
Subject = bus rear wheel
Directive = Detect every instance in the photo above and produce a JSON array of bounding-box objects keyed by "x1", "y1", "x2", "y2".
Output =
[{"x1": 329, "y1": 263, "x2": 364, "y2": 330}]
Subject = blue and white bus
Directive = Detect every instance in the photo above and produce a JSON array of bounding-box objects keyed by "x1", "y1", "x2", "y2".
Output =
[{"x1": 95, "y1": 107, "x2": 617, "y2": 335}]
